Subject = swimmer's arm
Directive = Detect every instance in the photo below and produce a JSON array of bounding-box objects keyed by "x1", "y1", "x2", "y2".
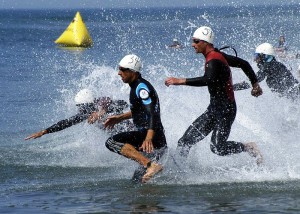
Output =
[
  {"x1": 117, "y1": 111, "x2": 132, "y2": 120},
  {"x1": 104, "y1": 111, "x2": 132, "y2": 129},
  {"x1": 25, "y1": 114, "x2": 86, "y2": 140}
]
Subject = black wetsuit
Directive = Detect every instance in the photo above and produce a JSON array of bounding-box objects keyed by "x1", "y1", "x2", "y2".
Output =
[
  {"x1": 233, "y1": 58, "x2": 300, "y2": 99},
  {"x1": 177, "y1": 50, "x2": 258, "y2": 157},
  {"x1": 105, "y1": 73, "x2": 167, "y2": 155},
  {"x1": 222, "y1": 52, "x2": 258, "y2": 86},
  {"x1": 46, "y1": 98, "x2": 128, "y2": 133}
]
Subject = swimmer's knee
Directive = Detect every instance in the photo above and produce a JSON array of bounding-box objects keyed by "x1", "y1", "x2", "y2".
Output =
[{"x1": 105, "y1": 137, "x2": 124, "y2": 154}]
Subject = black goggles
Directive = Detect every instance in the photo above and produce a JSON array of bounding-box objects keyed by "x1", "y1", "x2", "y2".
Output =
[
  {"x1": 192, "y1": 39, "x2": 204, "y2": 44},
  {"x1": 254, "y1": 53, "x2": 263, "y2": 60},
  {"x1": 119, "y1": 66, "x2": 131, "y2": 72}
]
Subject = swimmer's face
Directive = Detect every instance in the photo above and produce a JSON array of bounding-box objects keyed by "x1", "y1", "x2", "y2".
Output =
[
  {"x1": 192, "y1": 38, "x2": 207, "y2": 54},
  {"x1": 118, "y1": 67, "x2": 136, "y2": 83}
]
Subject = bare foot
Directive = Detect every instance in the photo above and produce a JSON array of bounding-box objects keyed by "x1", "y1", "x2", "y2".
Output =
[
  {"x1": 244, "y1": 142, "x2": 263, "y2": 165},
  {"x1": 142, "y1": 162, "x2": 163, "y2": 183}
]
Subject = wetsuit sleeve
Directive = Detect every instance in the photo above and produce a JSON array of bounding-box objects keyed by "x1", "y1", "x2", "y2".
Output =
[
  {"x1": 143, "y1": 102, "x2": 156, "y2": 130},
  {"x1": 233, "y1": 81, "x2": 251, "y2": 91},
  {"x1": 107, "y1": 100, "x2": 129, "y2": 114},
  {"x1": 136, "y1": 83, "x2": 157, "y2": 130},
  {"x1": 256, "y1": 69, "x2": 266, "y2": 83},
  {"x1": 185, "y1": 59, "x2": 222, "y2": 86},
  {"x1": 45, "y1": 113, "x2": 89, "y2": 133},
  {"x1": 222, "y1": 53, "x2": 258, "y2": 85},
  {"x1": 233, "y1": 69, "x2": 265, "y2": 91}
]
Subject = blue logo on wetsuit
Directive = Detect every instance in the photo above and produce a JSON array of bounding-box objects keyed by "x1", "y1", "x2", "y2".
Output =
[{"x1": 136, "y1": 83, "x2": 152, "y2": 105}]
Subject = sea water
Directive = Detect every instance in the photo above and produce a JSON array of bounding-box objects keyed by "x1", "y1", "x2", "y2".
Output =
[{"x1": 1, "y1": 5, "x2": 300, "y2": 213}]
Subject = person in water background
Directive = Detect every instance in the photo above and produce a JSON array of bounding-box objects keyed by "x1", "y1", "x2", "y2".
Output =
[
  {"x1": 168, "y1": 38, "x2": 183, "y2": 49},
  {"x1": 275, "y1": 35, "x2": 288, "y2": 53}
]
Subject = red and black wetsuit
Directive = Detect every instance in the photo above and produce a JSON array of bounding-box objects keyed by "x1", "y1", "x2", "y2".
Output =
[{"x1": 177, "y1": 50, "x2": 246, "y2": 157}]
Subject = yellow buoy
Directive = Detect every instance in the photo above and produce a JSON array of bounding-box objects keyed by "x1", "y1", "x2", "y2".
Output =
[{"x1": 55, "y1": 12, "x2": 93, "y2": 47}]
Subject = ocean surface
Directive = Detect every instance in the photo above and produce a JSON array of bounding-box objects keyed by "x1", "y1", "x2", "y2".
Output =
[{"x1": 1, "y1": 4, "x2": 300, "y2": 213}]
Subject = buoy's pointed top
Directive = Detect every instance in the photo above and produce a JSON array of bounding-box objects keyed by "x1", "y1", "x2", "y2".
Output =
[{"x1": 54, "y1": 11, "x2": 93, "y2": 47}]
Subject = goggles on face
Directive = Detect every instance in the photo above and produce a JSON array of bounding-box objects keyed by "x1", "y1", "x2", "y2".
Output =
[
  {"x1": 254, "y1": 53, "x2": 273, "y2": 62},
  {"x1": 192, "y1": 39, "x2": 205, "y2": 44},
  {"x1": 254, "y1": 53, "x2": 262, "y2": 60},
  {"x1": 119, "y1": 66, "x2": 131, "y2": 72}
]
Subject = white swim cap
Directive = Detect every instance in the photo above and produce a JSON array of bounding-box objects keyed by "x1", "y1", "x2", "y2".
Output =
[
  {"x1": 119, "y1": 54, "x2": 142, "y2": 72},
  {"x1": 74, "y1": 89, "x2": 94, "y2": 104},
  {"x1": 193, "y1": 26, "x2": 214, "y2": 44},
  {"x1": 255, "y1": 43, "x2": 275, "y2": 56}
]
